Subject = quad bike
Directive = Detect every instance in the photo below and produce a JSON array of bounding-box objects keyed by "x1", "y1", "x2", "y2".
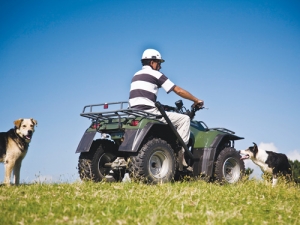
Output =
[{"x1": 75, "y1": 100, "x2": 245, "y2": 184}]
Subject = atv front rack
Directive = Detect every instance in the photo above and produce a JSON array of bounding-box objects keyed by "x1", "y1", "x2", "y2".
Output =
[
  {"x1": 80, "y1": 101, "x2": 161, "y2": 121},
  {"x1": 209, "y1": 127, "x2": 235, "y2": 134}
]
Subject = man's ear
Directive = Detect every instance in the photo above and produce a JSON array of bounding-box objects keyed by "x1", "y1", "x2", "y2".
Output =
[
  {"x1": 149, "y1": 60, "x2": 157, "y2": 70},
  {"x1": 14, "y1": 119, "x2": 23, "y2": 128}
]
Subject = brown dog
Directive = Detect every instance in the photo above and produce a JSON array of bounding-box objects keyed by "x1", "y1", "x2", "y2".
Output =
[{"x1": 0, "y1": 118, "x2": 37, "y2": 185}]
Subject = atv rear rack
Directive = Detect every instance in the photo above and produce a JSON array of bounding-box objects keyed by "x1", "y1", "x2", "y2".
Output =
[{"x1": 80, "y1": 101, "x2": 161, "y2": 121}]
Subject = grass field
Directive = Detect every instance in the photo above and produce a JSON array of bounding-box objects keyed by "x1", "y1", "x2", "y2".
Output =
[{"x1": 0, "y1": 178, "x2": 299, "y2": 225}]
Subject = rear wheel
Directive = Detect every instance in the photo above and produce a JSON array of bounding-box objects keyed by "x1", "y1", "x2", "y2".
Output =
[
  {"x1": 78, "y1": 140, "x2": 100, "y2": 181},
  {"x1": 78, "y1": 140, "x2": 119, "y2": 182},
  {"x1": 214, "y1": 147, "x2": 245, "y2": 184},
  {"x1": 129, "y1": 138, "x2": 175, "y2": 184}
]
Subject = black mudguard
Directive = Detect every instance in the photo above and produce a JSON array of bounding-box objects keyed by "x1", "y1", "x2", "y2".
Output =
[
  {"x1": 118, "y1": 122, "x2": 177, "y2": 152},
  {"x1": 75, "y1": 130, "x2": 97, "y2": 153},
  {"x1": 118, "y1": 123, "x2": 154, "y2": 152}
]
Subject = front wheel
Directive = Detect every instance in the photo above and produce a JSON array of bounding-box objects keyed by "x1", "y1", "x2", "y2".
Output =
[
  {"x1": 214, "y1": 147, "x2": 245, "y2": 184},
  {"x1": 129, "y1": 138, "x2": 175, "y2": 184}
]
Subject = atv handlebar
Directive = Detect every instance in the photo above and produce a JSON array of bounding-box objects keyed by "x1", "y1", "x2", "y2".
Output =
[{"x1": 162, "y1": 100, "x2": 205, "y2": 120}]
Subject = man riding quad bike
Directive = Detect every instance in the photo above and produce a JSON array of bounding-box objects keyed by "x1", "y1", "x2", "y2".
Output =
[{"x1": 75, "y1": 99, "x2": 245, "y2": 184}]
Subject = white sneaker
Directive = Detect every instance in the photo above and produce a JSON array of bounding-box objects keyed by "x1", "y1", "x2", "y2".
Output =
[{"x1": 122, "y1": 173, "x2": 131, "y2": 183}]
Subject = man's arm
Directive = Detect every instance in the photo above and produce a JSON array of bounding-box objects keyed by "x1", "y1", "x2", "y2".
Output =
[{"x1": 173, "y1": 85, "x2": 204, "y2": 106}]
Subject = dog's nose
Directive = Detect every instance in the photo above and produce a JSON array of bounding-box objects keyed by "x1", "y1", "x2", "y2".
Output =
[{"x1": 28, "y1": 130, "x2": 33, "y2": 135}]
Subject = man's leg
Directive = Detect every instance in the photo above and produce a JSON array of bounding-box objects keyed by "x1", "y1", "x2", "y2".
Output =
[
  {"x1": 177, "y1": 147, "x2": 188, "y2": 171},
  {"x1": 165, "y1": 112, "x2": 191, "y2": 171},
  {"x1": 145, "y1": 109, "x2": 191, "y2": 171},
  {"x1": 145, "y1": 109, "x2": 191, "y2": 142},
  {"x1": 165, "y1": 112, "x2": 190, "y2": 144}
]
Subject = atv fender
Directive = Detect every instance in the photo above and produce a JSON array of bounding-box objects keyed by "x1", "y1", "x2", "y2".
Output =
[
  {"x1": 118, "y1": 123, "x2": 175, "y2": 152},
  {"x1": 75, "y1": 130, "x2": 97, "y2": 153},
  {"x1": 193, "y1": 133, "x2": 243, "y2": 177}
]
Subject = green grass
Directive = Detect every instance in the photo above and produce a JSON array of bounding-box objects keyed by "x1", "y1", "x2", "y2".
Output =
[{"x1": 0, "y1": 179, "x2": 299, "y2": 225}]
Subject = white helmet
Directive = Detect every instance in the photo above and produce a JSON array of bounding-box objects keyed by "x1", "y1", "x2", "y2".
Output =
[{"x1": 141, "y1": 49, "x2": 165, "y2": 62}]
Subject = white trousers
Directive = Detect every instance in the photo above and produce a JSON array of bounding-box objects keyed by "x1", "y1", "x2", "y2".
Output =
[{"x1": 145, "y1": 108, "x2": 190, "y2": 145}]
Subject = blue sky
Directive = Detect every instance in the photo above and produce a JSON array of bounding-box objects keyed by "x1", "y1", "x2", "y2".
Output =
[{"x1": 0, "y1": 0, "x2": 299, "y2": 183}]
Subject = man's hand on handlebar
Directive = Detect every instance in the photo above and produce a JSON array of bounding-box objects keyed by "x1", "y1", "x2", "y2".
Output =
[{"x1": 193, "y1": 99, "x2": 204, "y2": 109}]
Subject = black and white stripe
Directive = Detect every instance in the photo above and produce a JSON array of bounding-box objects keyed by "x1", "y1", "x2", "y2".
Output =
[{"x1": 129, "y1": 66, "x2": 175, "y2": 110}]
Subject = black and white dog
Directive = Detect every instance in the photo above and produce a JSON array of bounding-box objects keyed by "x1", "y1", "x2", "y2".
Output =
[{"x1": 240, "y1": 142, "x2": 291, "y2": 186}]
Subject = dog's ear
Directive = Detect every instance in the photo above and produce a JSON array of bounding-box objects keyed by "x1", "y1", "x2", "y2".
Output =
[
  {"x1": 31, "y1": 118, "x2": 38, "y2": 127},
  {"x1": 253, "y1": 142, "x2": 258, "y2": 151},
  {"x1": 14, "y1": 119, "x2": 23, "y2": 128}
]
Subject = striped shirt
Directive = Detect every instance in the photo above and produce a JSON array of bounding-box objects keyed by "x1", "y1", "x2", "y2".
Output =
[{"x1": 129, "y1": 65, "x2": 175, "y2": 110}]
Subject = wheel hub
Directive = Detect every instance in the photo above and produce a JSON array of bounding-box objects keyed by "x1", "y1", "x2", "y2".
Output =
[
  {"x1": 149, "y1": 151, "x2": 169, "y2": 178},
  {"x1": 223, "y1": 157, "x2": 241, "y2": 183}
]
